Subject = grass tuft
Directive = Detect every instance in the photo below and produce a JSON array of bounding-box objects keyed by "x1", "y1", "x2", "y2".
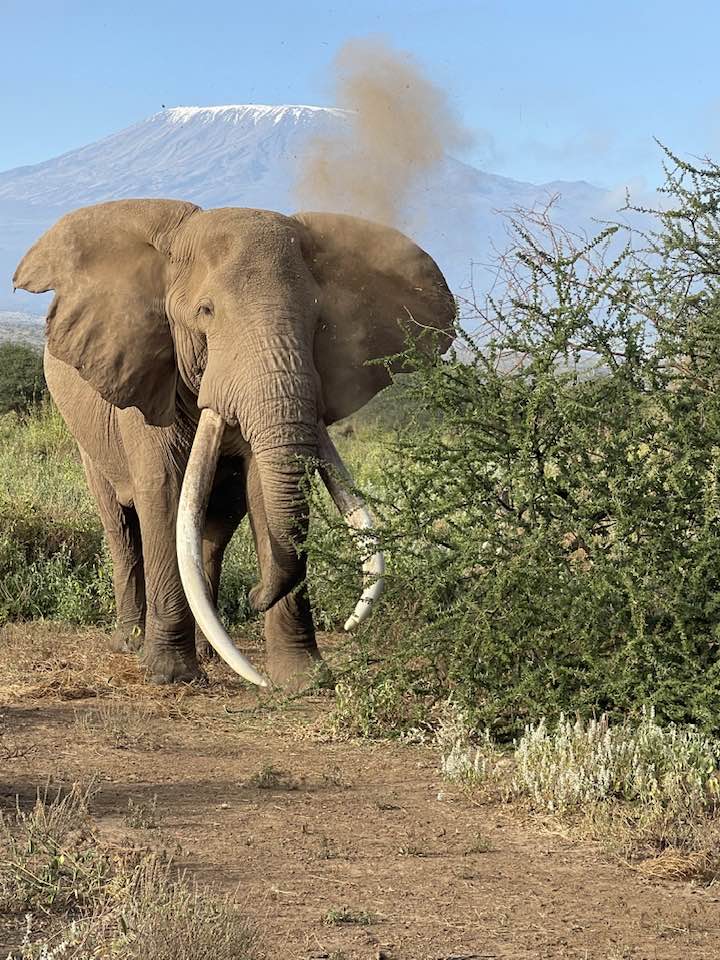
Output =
[
  {"x1": 248, "y1": 763, "x2": 299, "y2": 791},
  {"x1": 1, "y1": 781, "x2": 258, "y2": 959},
  {"x1": 322, "y1": 905, "x2": 374, "y2": 926},
  {"x1": 73, "y1": 701, "x2": 159, "y2": 750}
]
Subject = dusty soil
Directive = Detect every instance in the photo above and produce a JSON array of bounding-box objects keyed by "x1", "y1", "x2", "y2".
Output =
[{"x1": 1, "y1": 624, "x2": 719, "y2": 960}]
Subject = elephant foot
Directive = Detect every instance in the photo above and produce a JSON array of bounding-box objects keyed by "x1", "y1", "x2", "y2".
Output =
[
  {"x1": 266, "y1": 649, "x2": 331, "y2": 693},
  {"x1": 195, "y1": 632, "x2": 217, "y2": 662},
  {"x1": 141, "y1": 645, "x2": 206, "y2": 685},
  {"x1": 108, "y1": 623, "x2": 145, "y2": 654}
]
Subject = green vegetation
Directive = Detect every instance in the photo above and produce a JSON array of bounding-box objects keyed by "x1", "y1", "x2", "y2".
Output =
[
  {"x1": 3, "y1": 147, "x2": 720, "y2": 745},
  {"x1": 308, "y1": 148, "x2": 720, "y2": 738},
  {"x1": 0, "y1": 341, "x2": 46, "y2": 415},
  {"x1": 0, "y1": 403, "x2": 258, "y2": 627},
  {"x1": 322, "y1": 905, "x2": 374, "y2": 926},
  {"x1": 0, "y1": 404, "x2": 111, "y2": 624}
]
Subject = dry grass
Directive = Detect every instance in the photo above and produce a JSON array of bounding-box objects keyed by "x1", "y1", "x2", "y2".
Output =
[
  {"x1": 0, "y1": 781, "x2": 112, "y2": 916},
  {"x1": 73, "y1": 700, "x2": 161, "y2": 750},
  {"x1": 0, "y1": 623, "x2": 341, "y2": 749},
  {"x1": 0, "y1": 780, "x2": 258, "y2": 959},
  {"x1": 248, "y1": 763, "x2": 300, "y2": 791},
  {"x1": 0, "y1": 624, "x2": 134, "y2": 705},
  {"x1": 632, "y1": 845, "x2": 720, "y2": 882},
  {"x1": 0, "y1": 623, "x2": 253, "y2": 708}
]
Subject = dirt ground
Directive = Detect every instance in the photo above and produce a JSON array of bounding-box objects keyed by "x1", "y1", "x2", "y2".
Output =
[{"x1": 1, "y1": 624, "x2": 719, "y2": 960}]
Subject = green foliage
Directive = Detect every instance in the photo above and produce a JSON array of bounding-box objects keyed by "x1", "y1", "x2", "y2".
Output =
[
  {"x1": 0, "y1": 341, "x2": 47, "y2": 415},
  {"x1": 0, "y1": 402, "x2": 257, "y2": 627},
  {"x1": 0, "y1": 404, "x2": 113, "y2": 624},
  {"x1": 309, "y1": 150, "x2": 720, "y2": 738}
]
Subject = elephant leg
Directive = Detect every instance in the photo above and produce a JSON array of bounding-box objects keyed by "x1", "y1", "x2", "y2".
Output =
[
  {"x1": 81, "y1": 453, "x2": 146, "y2": 653},
  {"x1": 196, "y1": 463, "x2": 247, "y2": 660},
  {"x1": 245, "y1": 457, "x2": 323, "y2": 690},
  {"x1": 264, "y1": 586, "x2": 329, "y2": 690},
  {"x1": 133, "y1": 486, "x2": 200, "y2": 685}
]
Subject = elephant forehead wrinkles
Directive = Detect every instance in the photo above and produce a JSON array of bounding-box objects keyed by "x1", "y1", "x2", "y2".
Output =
[{"x1": 172, "y1": 209, "x2": 304, "y2": 286}]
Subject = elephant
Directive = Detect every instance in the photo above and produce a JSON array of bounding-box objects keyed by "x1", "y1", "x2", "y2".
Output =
[{"x1": 13, "y1": 199, "x2": 455, "y2": 689}]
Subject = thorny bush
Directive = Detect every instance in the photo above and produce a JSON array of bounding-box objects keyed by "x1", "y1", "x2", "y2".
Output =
[{"x1": 309, "y1": 148, "x2": 720, "y2": 738}]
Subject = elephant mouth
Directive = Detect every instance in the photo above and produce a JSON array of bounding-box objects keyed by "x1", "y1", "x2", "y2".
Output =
[{"x1": 175, "y1": 408, "x2": 385, "y2": 688}]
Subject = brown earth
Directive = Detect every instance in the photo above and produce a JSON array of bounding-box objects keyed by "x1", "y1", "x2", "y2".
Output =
[{"x1": 1, "y1": 623, "x2": 719, "y2": 960}]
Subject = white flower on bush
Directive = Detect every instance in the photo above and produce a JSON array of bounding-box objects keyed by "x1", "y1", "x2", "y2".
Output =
[
  {"x1": 5, "y1": 914, "x2": 90, "y2": 960},
  {"x1": 437, "y1": 704, "x2": 720, "y2": 817},
  {"x1": 512, "y1": 708, "x2": 720, "y2": 813}
]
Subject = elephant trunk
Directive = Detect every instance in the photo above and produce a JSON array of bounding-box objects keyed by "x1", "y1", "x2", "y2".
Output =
[
  {"x1": 176, "y1": 327, "x2": 385, "y2": 687},
  {"x1": 197, "y1": 325, "x2": 320, "y2": 615},
  {"x1": 247, "y1": 442, "x2": 315, "y2": 612}
]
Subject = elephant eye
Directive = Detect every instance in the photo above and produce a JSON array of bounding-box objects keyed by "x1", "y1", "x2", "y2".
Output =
[{"x1": 196, "y1": 299, "x2": 214, "y2": 319}]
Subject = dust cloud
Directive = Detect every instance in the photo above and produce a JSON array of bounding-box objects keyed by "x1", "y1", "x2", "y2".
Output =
[{"x1": 294, "y1": 38, "x2": 472, "y2": 229}]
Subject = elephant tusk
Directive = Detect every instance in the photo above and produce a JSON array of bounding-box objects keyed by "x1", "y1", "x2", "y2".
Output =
[
  {"x1": 177, "y1": 408, "x2": 269, "y2": 688},
  {"x1": 316, "y1": 422, "x2": 385, "y2": 631}
]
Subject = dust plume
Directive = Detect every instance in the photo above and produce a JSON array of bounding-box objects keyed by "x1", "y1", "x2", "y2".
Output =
[{"x1": 294, "y1": 38, "x2": 472, "y2": 228}]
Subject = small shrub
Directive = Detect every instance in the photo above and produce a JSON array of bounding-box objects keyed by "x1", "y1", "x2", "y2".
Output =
[
  {"x1": 0, "y1": 342, "x2": 46, "y2": 415},
  {"x1": 438, "y1": 705, "x2": 720, "y2": 875},
  {"x1": 0, "y1": 781, "x2": 110, "y2": 916},
  {"x1": 124, "y1": 796, "x2": 158, "y2": 830},
  {"x1": 248, "y1": 764, "x2": 299, "y2": 790},
  {"x1": 510, "y1": 709, "x2": 720, "y2": 815},
  {"x1": 324, "y1": 671, "x2": 429, "y2": 741},
  {"x1": 73, "y1": 702, "x2": 158, "y2": 751},
  {"x1": 323, "y1": 905, "x2": 373, "y2": 926}
]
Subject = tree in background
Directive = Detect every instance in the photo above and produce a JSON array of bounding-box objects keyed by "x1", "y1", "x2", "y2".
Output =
[{"x1": 0, "y1": 341, "x2": 47, "y2": 415}]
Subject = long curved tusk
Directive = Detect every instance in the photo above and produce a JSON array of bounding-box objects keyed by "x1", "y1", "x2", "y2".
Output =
[
  {"x1": 177, "y1": 408, "x2": 269, "y2": 688},
  {"x1": 316, "y1": 422, "x2": 385, "y2": 631}
]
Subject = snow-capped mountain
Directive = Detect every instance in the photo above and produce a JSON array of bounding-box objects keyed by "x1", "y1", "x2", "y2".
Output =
[{"x1": 0, "y1": 104, "x2": 616, "y2": 312}]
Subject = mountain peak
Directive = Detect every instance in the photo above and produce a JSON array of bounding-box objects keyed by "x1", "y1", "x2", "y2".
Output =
[
  {"x1": 0, "y1": 101, "x2": 612, "y2": 311},
  {"x1": 162, "y1": 104, "x2": 349, "y2": 126}
]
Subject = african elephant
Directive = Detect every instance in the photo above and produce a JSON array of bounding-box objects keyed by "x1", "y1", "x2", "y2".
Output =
[{"x1": 13, "y1": 200, "x2": 455, "y2": 689}]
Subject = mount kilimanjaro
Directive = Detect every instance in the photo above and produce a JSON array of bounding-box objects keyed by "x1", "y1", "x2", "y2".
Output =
[{"x1": 0, "y1": 104, "x2": 614, "y2": 314}]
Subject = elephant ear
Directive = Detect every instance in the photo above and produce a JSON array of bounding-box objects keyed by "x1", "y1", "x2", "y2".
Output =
[
  {"x1": 13, "y1": 198, "x2": 200, "y2": 426},
  {"x1": 293, "y1": 212, "x2": 456, "y2": 423}
]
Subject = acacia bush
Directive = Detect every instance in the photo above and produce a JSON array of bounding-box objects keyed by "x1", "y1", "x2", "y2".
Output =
[{"x1": 310, "y1": 149, "x2": 720, "y2": 737}]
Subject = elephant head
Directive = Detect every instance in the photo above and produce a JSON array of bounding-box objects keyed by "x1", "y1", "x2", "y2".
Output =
[{"x1": 13, "y1": 199, "x2": 455, "y2": 683}]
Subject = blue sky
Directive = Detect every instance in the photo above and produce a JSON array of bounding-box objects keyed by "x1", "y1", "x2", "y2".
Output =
[{"x1": 2, "y1": 0, "x2": 719, "y2": 190}]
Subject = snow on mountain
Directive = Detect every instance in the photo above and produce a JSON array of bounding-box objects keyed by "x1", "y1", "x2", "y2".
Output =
[
  {"x1": 0, "y1": 105, "x2": 350, "y2": 209},
  {"x1": 0, "y1": 104, "x2": 616, "y2": 312}
]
